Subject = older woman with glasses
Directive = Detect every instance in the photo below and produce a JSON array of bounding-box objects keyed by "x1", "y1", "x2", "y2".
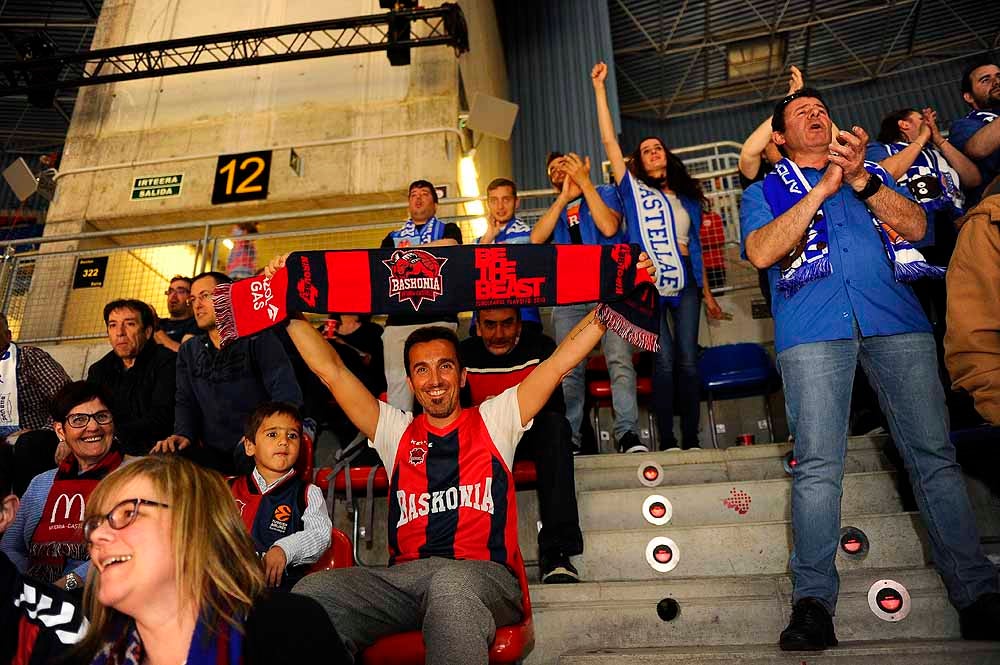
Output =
[
  {"x1": 0, "y1": 381, "x2": 125, "y2": 590},
  {"x1": 76, "y1": 455, "x2": 348, "y2": 664}
]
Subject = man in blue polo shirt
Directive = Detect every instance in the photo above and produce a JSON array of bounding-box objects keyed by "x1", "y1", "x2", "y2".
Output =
[
  {"x1": 530, "y1": 151, "x2": 644, "y2": 454},
  {"x1": 740, "y1": 89, "x2": 999, "y2": 651},
  {"x1": 949, "y1": 60, "x2": 1000, "y2": 206}
]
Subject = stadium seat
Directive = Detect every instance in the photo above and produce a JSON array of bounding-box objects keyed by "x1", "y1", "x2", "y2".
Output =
[
  {"x1": 359, "y1": 553, "x2": 535, "y2": 664},
  {"x1": 697, "y1": 343, "x2": 780, "y2": 448},
  {"x1": 315, "y1": 463, "x2": 389, "y2": 566},
  {"x1": 308, "y1": 527, "x2": 355, "y2": 573}
]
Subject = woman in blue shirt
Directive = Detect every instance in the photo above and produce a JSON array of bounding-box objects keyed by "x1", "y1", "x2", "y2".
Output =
[{"x1": 591, "y1": 61, "x2": 725, "y2": 450}]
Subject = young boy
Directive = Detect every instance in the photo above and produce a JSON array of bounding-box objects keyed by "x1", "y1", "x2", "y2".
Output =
[{"x1": 229, "y1": 402, "x2": 331, "y2": 590}]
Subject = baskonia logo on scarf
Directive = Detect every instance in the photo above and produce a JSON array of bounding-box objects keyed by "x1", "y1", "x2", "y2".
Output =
[{"x1": 382, "y1": 249, "x2": 448, "y2": 311}]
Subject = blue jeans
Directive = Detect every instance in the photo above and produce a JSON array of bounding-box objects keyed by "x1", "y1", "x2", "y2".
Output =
[
  {"x1": 779, "y1": 328, "x2": 997, "y2": 612},
  {"x1": 552, "y1": 303, "x2": 638, "y2": 444},
  {"x1": 654, "y1": 259, "x2": 702, "y2": 449}
]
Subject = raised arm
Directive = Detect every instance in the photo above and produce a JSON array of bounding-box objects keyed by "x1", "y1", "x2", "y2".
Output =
[
  {"x1": 285, "y1": 318, "x2": 380, "y2": 442},
  {"x1": 835, "y1": 126, "x2": 926, "y2": 242},
  {"x1": 741, "y1": 66, "x2": 803, "y2": 180},
  {"x1": 923, "y1": 108, "x2": 981, "y2": 187},
  {"x1": 878, "y1": 123, "x2": 932, "y2": 180},
  {"x1": 591, "y1": 62, "x2": 627, "y2": 186},
  {"x1": 530, "y1": 165, "x2": 580, "y2": 244},
  {"x1": 563, "y1": 152, "x2": 622, "y2": 237},
  {"x1": 516, "y1": 308, "x2": 607, "y2": 426},
  {"x1": 963, "y1": 114, "x2": 1000, "y2": 160}
]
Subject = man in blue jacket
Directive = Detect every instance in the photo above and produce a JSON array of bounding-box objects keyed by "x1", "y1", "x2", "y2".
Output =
[{"x1": 152, "y1": 271, "x2": 303, "y2": 475}]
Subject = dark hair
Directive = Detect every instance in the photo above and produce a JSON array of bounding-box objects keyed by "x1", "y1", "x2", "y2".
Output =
[
  {"x1": 771, "y1": 87, "x2": 828, "y2": 133},
  {"x1": 628, "y1": 136, "x2": 708, "y2": 208},
  {"x1": 403, "y1": 326, "x2": 462, "y2": 377},
  {"x1": 877, "y1": 108, "x2": 920, "y2": 144},
  {"x1": 102, "y1": 299, "x2": 155, "y2": 329},
  {"x1": 0, "y1": 445, "x2": 13, "y2": 497},
  {"x1": 191, "y1": 271, "x2": 233, "y2": 288},
  {"x1": 244, "y1": 401, "x2": 302, "y2": 443},
  {"x1": 545, "y1": 152, "x2": 564, "y2": 168},
  {"x1": 487, "y1": 178, "x2": 517, "y2": 198},
  {"x1": 169, "y1": 275, "x2": 192, "y2": 286},
  {"x1": 962, "y1": 58, "x2": 996, "y2": 96},
  {"x1": 408, "y1": 180, "x2": 438, "y2": 203},
  {"x1": 50, "y1": 381, "x2": 114, "y2": 423}
]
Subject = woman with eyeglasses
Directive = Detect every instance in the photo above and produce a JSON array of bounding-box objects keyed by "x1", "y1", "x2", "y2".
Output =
[
  {"x1": 0, "y1": 381, "x2": 125, "y2": 591},
  {"x1": 75, "y1": 455, "x2": 348, "y2": 665}
]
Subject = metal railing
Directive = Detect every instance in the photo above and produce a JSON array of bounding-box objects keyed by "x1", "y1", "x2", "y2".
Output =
[{"x1": 2, "y1": 146, "x2": 754, "y2": 343}]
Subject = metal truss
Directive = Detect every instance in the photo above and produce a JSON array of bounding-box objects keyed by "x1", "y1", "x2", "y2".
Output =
[
  {"x1": 612, "y1": 0, "x2": 998, "y2": 120},
  {"x1": 0, "y1": 3, "x2": 468, "y2": 97}
]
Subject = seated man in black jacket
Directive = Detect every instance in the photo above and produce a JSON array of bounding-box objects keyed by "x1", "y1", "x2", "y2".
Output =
[
  {"x1": 459, "y1": 306, "x2": 583, "y2": 583},
  {"x1": 87, "y1": 299, "x2": 176, "y2": 455}
]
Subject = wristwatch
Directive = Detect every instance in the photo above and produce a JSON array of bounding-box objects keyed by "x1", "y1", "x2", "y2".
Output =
[
  {"x1": 855, "y1": 173, "x2": 882, "y2": 201},
  {"x1": 64, "y1": 573, "x2": 82, "y2": 590}
]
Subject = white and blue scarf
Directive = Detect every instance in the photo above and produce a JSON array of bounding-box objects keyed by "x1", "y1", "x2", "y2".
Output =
[
  {"x1": 389, "y1": 216, "x2": 445, "y2": 248},
  {"x1": 883, "y1": 142, "x2": 964, "y2": 217},
  {"x1": 764, "y1": 158, "x2": 944, "y2": 298},
  {"x1": 0, "y1": 344, "x2": 20, "y2": 438},
  {"x1": 966, "y1": 109, "x2": 998, "y2": 125},
  {"x1": 623, "y1": 172, "x2": 686, "y2": 297}
]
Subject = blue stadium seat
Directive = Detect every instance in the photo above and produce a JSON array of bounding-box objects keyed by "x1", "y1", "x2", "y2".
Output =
[{"x1": 697, "y1": 343, "x2": 781, "y2": 448}]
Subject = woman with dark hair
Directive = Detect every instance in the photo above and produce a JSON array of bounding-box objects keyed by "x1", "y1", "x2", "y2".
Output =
[
  {"x1": 0, "y1": 381, "x2": 124, "y2": 590},
  {"x1": 76, "y1": 455, "x2": 348, "y2": 664},
  {"x1": 869, "y1": 106, "x2": 980, "y2": 255},
  {"x1": 591, "y1": 62, "x2": 726, "y2": 450}
]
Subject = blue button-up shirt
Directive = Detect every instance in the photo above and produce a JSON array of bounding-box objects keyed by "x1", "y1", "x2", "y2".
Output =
[{"x1": 740, "y1": 166, "x2": 930, "y2": 353}]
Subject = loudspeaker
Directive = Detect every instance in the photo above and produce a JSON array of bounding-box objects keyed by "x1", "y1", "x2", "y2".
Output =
[
  {"x1": 466, "y1": 93, "x2": 519, "y2": 141},
  {"x1": 2, "y1": 158, "x2": 39, "y2": 202}
]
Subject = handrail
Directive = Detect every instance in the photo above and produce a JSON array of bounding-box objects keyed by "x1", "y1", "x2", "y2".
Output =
[
  {"x1": 0, "y1": 187, "x2": 559, "y2": 249},
  {"x1": 52, "y1": 127, "x2": 470, "y2": 181}
]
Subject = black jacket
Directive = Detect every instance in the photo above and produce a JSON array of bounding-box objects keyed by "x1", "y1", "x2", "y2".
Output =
[{"x1": 86, "y1": 341, "x2": 176, "y2": 455}]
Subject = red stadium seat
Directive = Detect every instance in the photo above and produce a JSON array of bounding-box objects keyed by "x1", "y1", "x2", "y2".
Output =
[
  {"x1": 587, "y1": 354, "x2": 656, "y2": 451},
  {"x1": 314, "y1": 463, "x2": 389, "y2": 566},
  {"x1": 512, "y1": 459, "x2": 537, "y2": 488},
  {"x1": 359, "y1": 553, "x2": 534, "y2": 665},
  {"x1": 308, "y1": 527, "x2": 355, "y2": 573}
]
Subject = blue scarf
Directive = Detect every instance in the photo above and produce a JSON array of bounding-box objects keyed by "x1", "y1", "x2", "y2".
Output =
[
  {"x1": 90, "y1": 614, "x2": 245, "y2": 665},
  {"x1": 389, "y1": 217, "x2": 445, "y2": 248},
  {"x1": 763, "y1": 158, "x2": 944, "y2": 298}
]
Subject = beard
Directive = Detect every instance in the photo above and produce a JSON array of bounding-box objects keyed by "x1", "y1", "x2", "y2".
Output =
[{"x1": 419, "y1": 389, "x2": 458, "y2": 419}]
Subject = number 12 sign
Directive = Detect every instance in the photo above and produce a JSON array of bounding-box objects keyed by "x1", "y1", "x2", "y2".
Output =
[{"x1": 212, "y1": 150, "x2": 272, "y2": 204}]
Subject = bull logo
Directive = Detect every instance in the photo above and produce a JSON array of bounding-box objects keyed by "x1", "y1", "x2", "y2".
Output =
[
  {"x1": 382, "y1": 249, "x2": 448, "y2": 311},
  {"x1": 51, "y1": 493, "x2": 85, "y2": 523}
]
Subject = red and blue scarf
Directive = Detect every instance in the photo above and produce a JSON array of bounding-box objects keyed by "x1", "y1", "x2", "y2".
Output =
[
  {"x1": 214, "y1": 244, "x2": 660, "y2": 351},
  {"x1": 90, "y1": 614, "x2": 245, "y2": 665}
]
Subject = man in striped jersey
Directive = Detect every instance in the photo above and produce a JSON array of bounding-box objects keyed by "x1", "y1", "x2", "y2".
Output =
[{"x1": 284, "y1": 301, "x2": 613, "y2": 665}]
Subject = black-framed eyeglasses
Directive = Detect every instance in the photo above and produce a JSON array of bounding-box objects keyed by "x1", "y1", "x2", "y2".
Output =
[
  {"x1": 185, "y1": 291, "x2": 213, "y2": 306},
  {"x1": 66, "y1": 411, "x2": 113, "y2": 429},
  {"x1": 83, "y1": 498, "x2": 170, "y2": 543},
  {"x1": 165, "y1": 287, "x2": 190, "y2": 296}
]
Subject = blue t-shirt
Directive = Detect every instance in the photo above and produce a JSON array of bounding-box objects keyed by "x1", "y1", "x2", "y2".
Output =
[
  {"x1": 739, "y1": 165, "x2": 930, "y2": 354},
  {"x1": 552, "y1": 185, "x2": 625, "y2": 245},
  {"x1": 949, "y1": 109, "x2": 1000, "y2": 206}
]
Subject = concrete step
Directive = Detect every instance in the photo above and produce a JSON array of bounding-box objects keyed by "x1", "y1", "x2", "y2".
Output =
[
  {"x1": 575, "y1": 512, "x2": 930, "y2": 582},
  {"x1": 572, "y1": 435, "x2": 892, "y2": 492},
  {"x1": 557, "y1": 641, "x2": 1000, "y2": 665},
  {"x1": 575, "y1": 471, "x2": 903, "y2": 531},
  {"x1": 525, "y1": 566, "x2": 966, "y2": 665}
]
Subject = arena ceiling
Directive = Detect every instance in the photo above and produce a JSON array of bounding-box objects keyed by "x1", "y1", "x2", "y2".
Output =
[
  {"x1": 609, "y1": 0, "x2": 1000, "y2": 121},
  {"x1": 0, "y1": 1, "x2": 998, "y2": 159},
  {"x1": 0, "y1": 0, "x2": 100, "y2": 154}
]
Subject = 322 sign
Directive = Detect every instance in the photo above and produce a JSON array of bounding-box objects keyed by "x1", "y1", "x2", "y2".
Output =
[{"x1": 212, "y1": 150, "x2": 271, "y2": 204}]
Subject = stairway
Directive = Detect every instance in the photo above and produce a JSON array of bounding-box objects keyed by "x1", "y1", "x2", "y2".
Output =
[{"x1": 330, "y1": 434, "x2": 1000, "y2": 664}]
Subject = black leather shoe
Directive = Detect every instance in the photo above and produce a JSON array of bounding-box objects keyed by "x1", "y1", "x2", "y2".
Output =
[
  {"x1": 960, "y1": 592, "x2": 1000, "y2": 640},
  {"x1": 779, "y1": 598, "x2": 838, "y2": 651}
]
